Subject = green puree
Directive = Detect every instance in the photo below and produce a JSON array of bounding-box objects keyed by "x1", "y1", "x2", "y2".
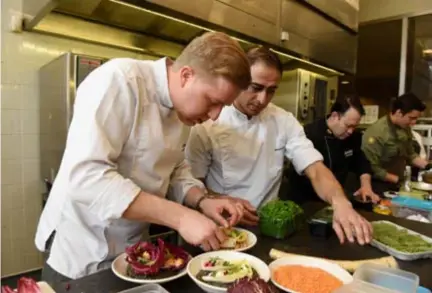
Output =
[{"x1": 373, "y1": 223, "x2": 432, "y2": 253}]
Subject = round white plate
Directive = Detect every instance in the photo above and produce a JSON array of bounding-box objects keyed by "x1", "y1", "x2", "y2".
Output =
[
  {"x1": 187, "y1": 250, "x2": 271, "y2": 293},
  {"x1": 111, "y1": 252, "x2": 190, "y2": 284},
  {"x1": 226, "y1": 228, "x2": 257, "y2": 252},
  {"x1": 268, "y1": 255, "x2": 353, "y2": 293}
]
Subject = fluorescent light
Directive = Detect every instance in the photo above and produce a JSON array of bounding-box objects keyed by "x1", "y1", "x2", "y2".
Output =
[
  {"x1": 424, "y1": 49, "x2": 432, "y2": 54},
  {"x1": 111, "y1": 0, "x2": 343, "y2": 75},
  {"x1": 341, "y1": 80, "x2": 350, "y2": 84}
]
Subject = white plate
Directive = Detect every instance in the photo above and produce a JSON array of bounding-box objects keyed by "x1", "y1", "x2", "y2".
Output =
[
  {"x1": 268, "y1": 255, "x2": 353, "y2": 293},
  {"x1": 187, "y1": 250, "x2": 270, "y2": 293},
  {"x1": 111, "y1": 252, "x2": 190, "y2": 284},
  {"x1": 222, "y1": 228, "x2": 257, "y2": 252}
]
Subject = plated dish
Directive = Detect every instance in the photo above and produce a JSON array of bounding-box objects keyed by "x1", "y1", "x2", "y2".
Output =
[
  {"x1": 269, "y1": 255, "x2": 353, "y2": 293},
  {"x1": 112, "y1": 238, "x2": 191, "y2": 284},
  {"x1": 220, "y1": 228, "x2": 257, "y2": 252},
  {"x1": 187, "y1": 250, "x2": 271, "y2": 293}
]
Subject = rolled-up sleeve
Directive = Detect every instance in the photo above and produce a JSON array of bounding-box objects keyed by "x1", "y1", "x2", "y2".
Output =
[
  {"x1": 185, "y1": 124, "x2": 212, "y2": 179},
  {"x1": 168, "y1": 157, "x2": 205, "y2": 204},
  {"x1": 65, "y1": 63, "x2": 141, "y2": 222},
  {"x1": 283, "y1": 113, "x2": 323, "y2": 174}
]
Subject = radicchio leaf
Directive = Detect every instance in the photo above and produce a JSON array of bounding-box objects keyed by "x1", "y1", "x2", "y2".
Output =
[
  {"x1": 227, "y1": 277, "x2": 279, "y2": 293},
  {"x1": 17, "y1": 277, "x2": 42, "y2": 293},
  {"x1": 125, "y1": 239, "x2": 165, "y2": 276},
  {"x1": 162, "y1": 241, "x2": 190, "y2": 271}
]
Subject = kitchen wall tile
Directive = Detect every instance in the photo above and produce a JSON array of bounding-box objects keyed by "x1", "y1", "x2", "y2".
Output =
[
  {"x1": 1, "y1": 109, "x2": 21, "y2": 134},
  {"x1": 1, "y1": 134, "x2": 22, "y2": 159},
  {"x1": 1, "y1": 184, "x2": 24, "y2": 210},
  {"x1": 1, "y1": 84, "x2": 22, "y2": 109},
  {"x1": 9, "y1": 208, "x2": 27, "y2": 241},
  {"x1": 1, "y1": 159, "x2": 22, "y2": 185}
]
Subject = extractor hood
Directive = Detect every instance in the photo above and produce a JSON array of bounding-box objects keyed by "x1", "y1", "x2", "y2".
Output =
[{"x1": 21, "y1": 0, "x2": 358, "y2": 75}]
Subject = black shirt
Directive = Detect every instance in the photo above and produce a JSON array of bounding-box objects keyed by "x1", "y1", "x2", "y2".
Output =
[{"x1": 287, "y1": 118, "x2": 372, "y2": 204}]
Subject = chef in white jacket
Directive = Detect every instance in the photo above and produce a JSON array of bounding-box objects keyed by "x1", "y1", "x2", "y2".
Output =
[
  {"x1": 35, "y1": 32, "x2": 250, "y2": 283},
  {"x1": 186, "y1": 47, "x2": 373, "y2": 245}
]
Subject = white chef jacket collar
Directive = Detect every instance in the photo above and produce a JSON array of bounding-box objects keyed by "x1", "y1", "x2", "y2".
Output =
[
  {"x1": 230, "y1": 104, "x2": 259, "y2": 123},
  {"x1": 153, "y1": 58, "x2": 173, "y2": 109}
]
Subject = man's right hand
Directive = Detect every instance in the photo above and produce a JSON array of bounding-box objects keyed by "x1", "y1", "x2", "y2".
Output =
[
  {"x1": 177, "y1": 209, "x2": 226, "y2": 251},
  {"x1": 234, "y1": 198, "x2": 259, "y2": 226}
]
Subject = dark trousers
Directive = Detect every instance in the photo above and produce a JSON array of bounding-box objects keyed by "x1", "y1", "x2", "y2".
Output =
[{"x1": 41, "y1": 233, "x2": 72, "y2": 287}]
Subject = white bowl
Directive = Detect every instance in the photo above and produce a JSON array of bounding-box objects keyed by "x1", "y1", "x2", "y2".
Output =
[
  {"x1": 269, "y1": 255, "x2": 353, "y2": 293},
  {"x1": 187, "y1": 250, "x2": 271, "y2": 293}
]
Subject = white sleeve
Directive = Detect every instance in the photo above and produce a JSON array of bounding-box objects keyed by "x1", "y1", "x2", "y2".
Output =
[
  {"x1": 168, "y1": 157, "x2": 205, "y2": 204},
  {"x1": 284, "y1": 114, "x2": 323, "y2": 174},
  {"x1": 64, "y1": 63, "x2": 141, "y2": 222},
  {"x1": 185, "y1": 125, "x2": 213, "y2": 179}
]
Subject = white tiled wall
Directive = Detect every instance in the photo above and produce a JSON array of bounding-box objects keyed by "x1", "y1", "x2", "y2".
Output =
[{"x1": 1, "y1": 0, "x2": 157, "y2": 277}]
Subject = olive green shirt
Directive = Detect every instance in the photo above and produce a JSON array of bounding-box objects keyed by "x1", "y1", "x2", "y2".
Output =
[{"x1": 361, "y1": 116, "x2": 417, "y2": 180}]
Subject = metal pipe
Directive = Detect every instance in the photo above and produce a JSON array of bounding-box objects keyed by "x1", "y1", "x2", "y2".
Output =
[{"x1": 398, "y1": 17, "x2": 408, "y2": 96}]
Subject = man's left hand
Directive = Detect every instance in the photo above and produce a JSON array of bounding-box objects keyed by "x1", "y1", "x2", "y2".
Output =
[
  {"x1": 354, "y1": 186, "x2": 380, "y2": 203},
  {"x1": 199, "y1": 197, "x2": 244, "y2": 227},
  {"x1": 332, "y1": 200, "x2": 373, "y2": 245}
]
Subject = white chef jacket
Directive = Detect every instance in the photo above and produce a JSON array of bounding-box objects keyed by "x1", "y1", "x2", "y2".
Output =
[
  {"x1": 186, "y1": 104, "x2": 323, "y2": 208},
  {"x1": 35, "y1": 58, "x2": 203, "y2": 279}
]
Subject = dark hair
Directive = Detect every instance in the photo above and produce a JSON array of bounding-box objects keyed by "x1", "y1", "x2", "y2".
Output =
[
  {"x1": 330, "y1": 95, "x2": 365, "y2": 116},
  {"x1": 391, "y1": 93, "x2": 426, "y2": 114},
  {"x1": 246, "y1": 47, "x2": 283, "y2": 74}
]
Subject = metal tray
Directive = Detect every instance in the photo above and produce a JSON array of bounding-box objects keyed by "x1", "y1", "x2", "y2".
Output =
[
  {"x1": 371, "y1": 220, "x2": 432, "y2": 261},
  {"x1": 118, "y1": 284, "x2": 170, "y2": 293}
]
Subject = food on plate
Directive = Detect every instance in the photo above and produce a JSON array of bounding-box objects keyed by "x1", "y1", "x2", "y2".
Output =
[
  {"x1": 269, "y1": 249, "x2": 399, "y2": 273},
  {"x1": 221, "y1": 228, "x2": 249, "y2": 249},
  {"x1": 273, "y1": 265, "x2": 343, "y2": 293},
  {"x1": 125, "y1": 238, "x2": 190, "y2": 279},
  {"x1": 1, "y1": 277, "x2": 42, "y2": 293},
  {"x1": 227, "y1": 277, "x2": 279, "y2": 293},
  {"x1": 196, "y1": 257, "x2": 259, "y2": 288},
  {"x1": 373, "y1": 222, "x2": 432, "y2": 253}
]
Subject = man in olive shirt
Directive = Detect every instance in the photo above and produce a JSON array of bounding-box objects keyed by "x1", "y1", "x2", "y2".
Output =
[{"x1": 362, "y1": 93, "x2": 431, "y2": 194}]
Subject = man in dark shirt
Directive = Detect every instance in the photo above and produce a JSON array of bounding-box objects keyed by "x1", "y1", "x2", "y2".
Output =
[{"x1": 287, "y1": 95, "x2": 380, "y2": 204}]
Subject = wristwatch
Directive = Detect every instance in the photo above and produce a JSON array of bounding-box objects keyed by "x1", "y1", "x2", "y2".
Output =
[{"x1": 195, "y1": 189, "x2": 217, "y2": 211}]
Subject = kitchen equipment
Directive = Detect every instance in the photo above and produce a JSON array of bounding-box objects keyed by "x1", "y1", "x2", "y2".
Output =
[
  {"x1": 187, "y1": 250, "x2": 270, "y2": 293},
  {"x1": 410, "y1": 181, "x2": 432, "y2": 192},
  {"x1": 390, "y1": 197, "x2": 432, "y2": 222},
  {"x1": 272, "y1": 69, "x2": 337, "y2": 124},
  {"x1": 39, "y1": 53, "x2": 107, "y2": 190},
  {"x1": 308, "y1": 206, "x2": 334, "y2": 237},
  {"x1": 118, "y1": 284, "x2": 170, "y2": 293},
  {"x1": 269, "y1": 249, "x2": 398, "y2": 273},
  {"x1": 269, "y1": 255, "x2": 353, "y2": 293},
  {"x1": 353, "y1": 263, "x2": 419, "y2": 293},
  {"x1": 371, "y1": 220, "x2": 432, "y2": 261}
]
